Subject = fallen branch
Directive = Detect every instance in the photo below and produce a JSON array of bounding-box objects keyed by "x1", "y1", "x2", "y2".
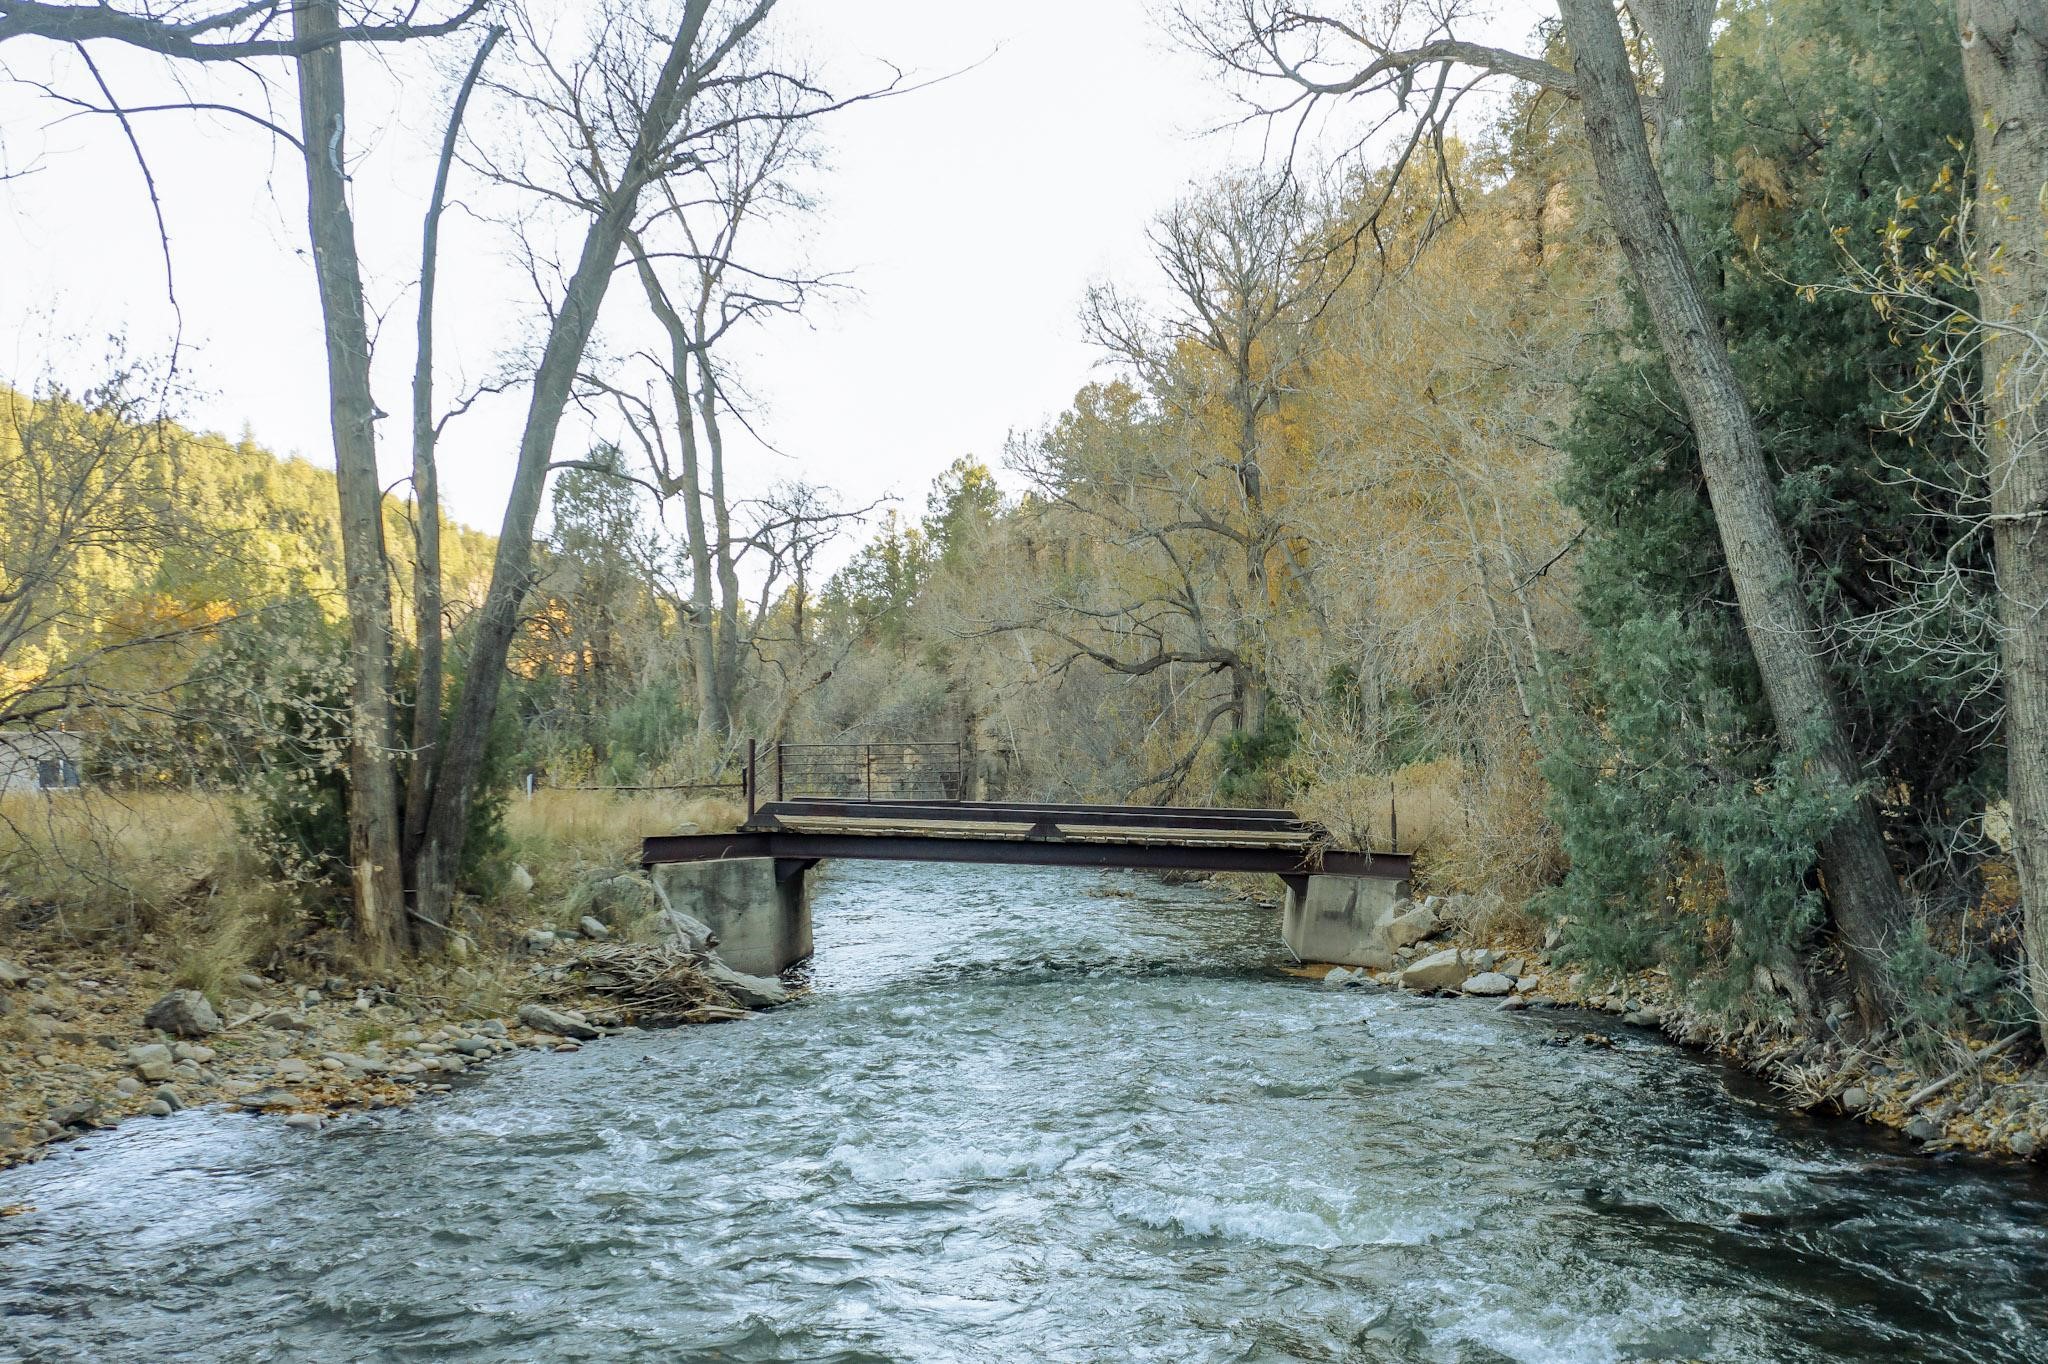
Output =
[{"x1": 1904, "y1": 1031, "x2": 2029, "y2": 1111}]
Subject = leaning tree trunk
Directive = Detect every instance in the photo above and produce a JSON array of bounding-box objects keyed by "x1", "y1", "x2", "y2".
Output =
[
  {"x1": 413, "y1": 0, "x2": 769, "y2": 926},
  {"x1": 1957, "y1": 0, "x2": 2048, "y2": 1043},
  {"x1": 1557, "y1": 0, "x2": 1911, "y2": 1020},
  {"x1": 296, "y1": 0, "x2": 407, "y2": 966}
]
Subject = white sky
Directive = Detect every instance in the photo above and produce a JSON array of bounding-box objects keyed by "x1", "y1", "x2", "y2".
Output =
[{"x1": 0, "y1": 0, "x2": 1543, "y2": 562}]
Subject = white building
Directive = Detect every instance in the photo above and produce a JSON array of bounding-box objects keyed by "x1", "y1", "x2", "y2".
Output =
[{"x1": 0, "y1": 729, "x2": 82, "y2": 794}]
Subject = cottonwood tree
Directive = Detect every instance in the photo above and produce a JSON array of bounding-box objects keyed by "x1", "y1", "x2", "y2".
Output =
[
  {"x1": 1953, "y1": 1, "x2": 2048, "y2": 1039},
  {"x1": 1041, "y1": 173, "x2": 1339, "y2": 771},
  {"x1": 590, "y1": 42, "x2": 842, "y2": 742},
  {"x1": 388, "y1": 0, "x2": 807, "y2": 940},
  {"x1": 1181, "y1": 0, "x2": 1914, "y2": 1019}
]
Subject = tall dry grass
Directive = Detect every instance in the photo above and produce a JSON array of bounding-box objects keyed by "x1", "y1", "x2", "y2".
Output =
[{"x1": 502, "y1": 788, "x2": 742, "y2": 879}]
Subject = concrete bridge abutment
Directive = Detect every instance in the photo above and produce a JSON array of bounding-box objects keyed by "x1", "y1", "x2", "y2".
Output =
[
  {"x1": 1281, "y1": 872, "x2": 1413, "y2": 969},
  {"x1": 651, "y1": 857, "x2": 814, "y2": 977}
]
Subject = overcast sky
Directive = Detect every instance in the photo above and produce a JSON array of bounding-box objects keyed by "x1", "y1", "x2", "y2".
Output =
[{"x1": 0, "y1": 0, "x2": 1540, "y2": 557}]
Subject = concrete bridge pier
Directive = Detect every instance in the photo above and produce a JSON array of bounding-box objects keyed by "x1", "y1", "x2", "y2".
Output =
[
  {"x1": 651, "y1": 857, "x2": 814, "y2": 977},
  {"x1": 1281, "y1": 872, "x2": 1412, "y2": 969}
]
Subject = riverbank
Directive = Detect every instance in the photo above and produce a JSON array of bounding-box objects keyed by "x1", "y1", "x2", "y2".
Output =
[
  {"x1": 1303, "y1": 889, "x2": 2048, "y2": 1161},
  {"x1": 0, "y1": 913, "x2": 781, "y2": 1171}
]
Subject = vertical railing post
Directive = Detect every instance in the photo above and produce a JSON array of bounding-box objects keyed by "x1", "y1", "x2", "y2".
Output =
[
  {"x1": 745, "y1": 738, "x2": 757, "y2": 818},
  {"x1": 775, "y1": 741, "x2": 785, "y2": 803},
  {"x1": 865, "y1": 742, "x2": 874, "y2": 803},
  {"x1": 1389, "y1": 778, "x2": 1399, "y2": 854}
]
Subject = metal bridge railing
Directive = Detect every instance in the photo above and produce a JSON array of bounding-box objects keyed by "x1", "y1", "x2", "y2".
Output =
[{"x1": 744, "y1": 740, "x2": 968, "y2": 812}]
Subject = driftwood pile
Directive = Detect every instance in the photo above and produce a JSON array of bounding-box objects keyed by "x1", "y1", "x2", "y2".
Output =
[{"x1": 562, "y1": 942, "x2": 752, "y2": 1025}]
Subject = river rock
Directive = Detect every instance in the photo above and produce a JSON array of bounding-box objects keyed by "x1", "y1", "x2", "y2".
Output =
[
  {"x1": 127, "y1": 1042, "x2": 172, "y2": 1070},
  {"x1": 1461, "y1": 972, "x2": 1515, "y2": 997},
  {"x1": 154, "y1": 1085, "x2": 184, "y2": 1112},
  {"x1": 145, "y1": 1100, "x2": 173, "y2": 1118},
  {"x1": 2011, "y1": 1131, "x2": 2038, "y2": 1158},
  {"x1": 143, "y1": 989, "x2": 222, "y2": 1038},
  {"x1": 654, "y1": 907, "x2": 717, "y2": 953},
  {"x1": 510, "y1": 863, "x2": 535, "y2": 895},
  {"x1": 48, "y1": 1097, "x2": 100, "y2": 1128},
  {"x1": 1906, "y1": 1117, "x2": 1941, "y2": 1142},
  {"x1": 517, "y1": 1003, "x2": 602, "y2": 1040},
  {"x1": 579, "y1": 916, "x2": 611, "y2": 941},
  {"x1": 115, "y1": 1076, "x2": 144, "y2": 1096},
  {"x1": 282, "y1": 1113, "x2": 323, "y2": 1132},
  {"x1": 0, "y1": 958, "x2": 27, "y2": 986},
  {"x1": 1378, "y1": 904, "x2": 1437, "y2": 951},
  {"x1": 1325, "y1": 967, "x2": 1368, "y2": 988},
  {"x1": 1841, "y1": 1086, "x2": 1871, "y2": 1111},
  {"x1": 1398, "y1": 948, "x2": 1471, "y2": 992},
  {"x1": 701, "y1": 959, "x2": 789, "y2": 1009}
]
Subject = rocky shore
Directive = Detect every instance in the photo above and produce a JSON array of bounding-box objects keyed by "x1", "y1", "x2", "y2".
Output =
[
  {"x1": 0, "y1": 906, "x2": 795, "y2": 1172},
  {"x1": 1314, "y1": 892, "x2": 2048, "y2": 1162}
]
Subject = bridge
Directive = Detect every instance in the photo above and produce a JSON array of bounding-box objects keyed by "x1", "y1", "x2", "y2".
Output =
[{"x1": 638, "y1": 741, "x2": 1410, "y2": 977}]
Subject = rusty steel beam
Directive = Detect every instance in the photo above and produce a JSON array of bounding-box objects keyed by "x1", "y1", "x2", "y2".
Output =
[{"x1": 639, "y1": 829, "x2": 1410, "y2": 882}]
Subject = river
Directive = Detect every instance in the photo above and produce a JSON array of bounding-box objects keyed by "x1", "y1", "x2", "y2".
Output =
[{"x1": 4, "y1": 862, "x2": 2047, "y2": 1362}]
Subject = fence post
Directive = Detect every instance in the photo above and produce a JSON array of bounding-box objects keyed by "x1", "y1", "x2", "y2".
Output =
[
  {"x1": 745, "y1": 738, "x2": 757, "y2": 818},
  {"x1": 864, "y1": 743, "x2": 874, "y2": 803},
  {"x1": 775, "y1": 741, "x2": 785, "y2": 803}
]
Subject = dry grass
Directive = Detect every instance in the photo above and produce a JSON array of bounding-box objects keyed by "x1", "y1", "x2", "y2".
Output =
[
  {"x1": 502, "y1": 789, "x2": 741, "y2": 878},
  {"x1": 1296, "y1": 741, "x2": 1557, "y2": 935},
  {"x1": 0, "y1": 790, "x2": 252, "y2": 936},
  {"x1": 1297, "y1": 757, "x2": 1461, "y2": 859}
]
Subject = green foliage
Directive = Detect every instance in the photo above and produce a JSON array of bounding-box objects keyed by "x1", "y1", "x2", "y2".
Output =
[
  {"x1": 1218, "y1": 707, "x2": 1297, "y2": 805},
  {"x1": 819, "y1": 508, "x2": 933, "y2": 644},
  {"x1": 1541, "y1": 0, "x2": 2001, "y2": 1007}
]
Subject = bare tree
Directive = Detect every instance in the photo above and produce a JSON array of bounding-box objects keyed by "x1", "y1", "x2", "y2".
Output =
[
  {"x1": 604, "y1": 45, "x2": 837, "y2": 741},
  {"x1": 404, "y1": 0, "x2": 801, "y2": 933},
  {"x1": 1956, "y1": 0, "x2": 2048, "y2": 1040},
  {"x1": 1183, "y1": 0, "x2": 1913, "y2": 1020},
  {"x1": 293, "y1": 0, "x2": 408, "y2": 962},
  {"x1": 1077, "y1": 172, "x2": 1339, "y2": 739}
]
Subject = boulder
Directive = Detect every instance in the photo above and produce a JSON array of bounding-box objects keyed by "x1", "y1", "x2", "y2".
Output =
[
  {"x1": 1378, "y1": 904, "x2": 1437, "y2": 951},
  {"x1": 1399, "y1": 948, "x2": 1472, "y2": 992},
  {"x1": 1324, "y1": 967, "x2": 1368, "y2": 988},
  {"x1": 509, "y1": 863, "x2": 536, "y2": 895},
  {"x1": 653, "y1": 907, "x2": 717, "y2": 953},
  {"x1": 0, "y1": 958, "x2": 28, "y2": 986},
  {"x1": 1840, "y1": 1086, "x2": 1871, "y2": 1111},
  {"x1": 143, "y1": 989, "x2": 221, "y2": 1038},
  {"x1": 579, "y1": 916, "x2": 611, "y2": 941},
  {"x1": 701, "y1": 959, "x2": 790, "y2": 1009},
  {"x1": 154, "y1": 1085, "x2": 184, "y2": 1112},
  {"x1": 1461, "y1": 972, "x2": 1515, "y2": 997},
  {"x1": 516, "y1": 1002, "x2": 602, "y2": 1041}
]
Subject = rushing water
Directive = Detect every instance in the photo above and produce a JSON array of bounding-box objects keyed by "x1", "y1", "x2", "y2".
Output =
[{"x1": 5, "y1": 862, "x2": 2048, "y2": 1363}]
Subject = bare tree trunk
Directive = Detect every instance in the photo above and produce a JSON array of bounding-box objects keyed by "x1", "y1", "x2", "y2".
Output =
[
  {"x1": 626, "y1": 236, "x2": 723, "y2": 738},
  {"x1": 693, "y1": 329, "x2": 741, "y2": 738},
  {"x1": 1957, "y1": 0, "x2": 2048, "y2": 1042},
  {"x1": 1558, "y1": 0, "x2": 1910, "y2": 1019},
  {"x1": 295, "y1": 0, "x2": 406, "y2": 965},
  {"x1": 402, "y1": 24, "x2": 500, "y2": 943},
  {"x1": 413, "y1": 0, "x2": 771, "y2": 923}
]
